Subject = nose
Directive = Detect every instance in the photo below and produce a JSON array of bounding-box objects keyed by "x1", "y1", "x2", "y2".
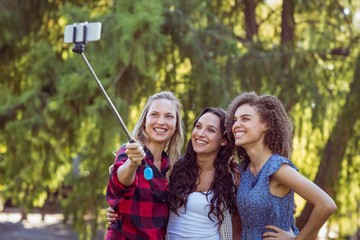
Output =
[
  {"x1": 196, "y1": 128, "x2": 206, "y2": 137},
  {"x1": 232, "y1": 119, "x2": 241, "y2": 129},
  {"x1": 157, "y1": 115, "x2": 165, "y2": 125}
]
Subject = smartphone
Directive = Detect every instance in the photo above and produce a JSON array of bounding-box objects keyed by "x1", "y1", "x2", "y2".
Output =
[{"x1": 64, "y1": 22, "x2": 102, "y2": 43}]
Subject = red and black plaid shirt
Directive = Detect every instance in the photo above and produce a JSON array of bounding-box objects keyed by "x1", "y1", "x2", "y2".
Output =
[{"x1": 105, "y1": 145, "x2": 170, "y2": 240}]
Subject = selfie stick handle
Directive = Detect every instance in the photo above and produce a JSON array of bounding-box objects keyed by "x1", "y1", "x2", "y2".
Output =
[{"x1": 72, "y1": 25, "x2": 133, "y2": 142}]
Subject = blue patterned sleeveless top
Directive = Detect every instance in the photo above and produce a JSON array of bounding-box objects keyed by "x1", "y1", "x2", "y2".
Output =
[{"x1": 236, "y1": 154, "x2": 300, "y2": 239}]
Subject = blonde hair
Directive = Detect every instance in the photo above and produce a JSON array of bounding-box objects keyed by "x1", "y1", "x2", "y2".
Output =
[{"x1": 132, "y1": 91, "x2": 184, "y2": 169}]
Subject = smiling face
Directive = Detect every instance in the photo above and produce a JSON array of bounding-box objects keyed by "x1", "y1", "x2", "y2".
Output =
[
  {"x1": 191, "y1": 112, "x2": 226, "y2": 157},
  {"x1": 232, "y1": 104, "x2": 267, "y2": 149},
  {"x1": 145, "y1": 99, "x2": 177, "y2": 146}
]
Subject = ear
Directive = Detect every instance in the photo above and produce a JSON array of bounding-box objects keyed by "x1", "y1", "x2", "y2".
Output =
[
  {"x1": 263, "y1": 123, "x2": 268, "y2": 132},
  {"x1": 221, "y1": 138, "x2": 227, "y2": 146}
]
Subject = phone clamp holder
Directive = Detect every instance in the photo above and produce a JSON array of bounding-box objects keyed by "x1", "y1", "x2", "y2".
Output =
[{"x1": 72, "y1": 24, "x2": 87, "y2": 54}]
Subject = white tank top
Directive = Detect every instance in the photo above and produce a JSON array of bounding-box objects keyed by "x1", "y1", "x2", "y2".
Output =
[{"x1": 167, "y1": 192, "x2": 220, "y2": 240}]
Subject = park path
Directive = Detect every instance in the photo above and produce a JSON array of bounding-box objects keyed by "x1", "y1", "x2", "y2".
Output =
[{"x1": 0, "y1": 208, "x2": 105, "y2": 240}]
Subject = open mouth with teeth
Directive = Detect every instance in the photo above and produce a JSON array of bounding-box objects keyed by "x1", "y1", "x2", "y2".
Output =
[
  {"x1": 234, "y1": 131, "x2": 246, "y2": 138},
  {"x1": 154, "y1": 128, "x2": 167, "y2": 134},
  {"x1": 194, "y1": 139, "x2": 208, "y2": 145}
]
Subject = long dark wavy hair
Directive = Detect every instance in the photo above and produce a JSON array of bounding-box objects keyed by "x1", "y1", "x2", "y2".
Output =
[
  {"x1": 167, "y1": 107, "x2": 240, "y2": 226},
  {"x1": 226, "y1": 92, "x2": 293, "y2": 170}
]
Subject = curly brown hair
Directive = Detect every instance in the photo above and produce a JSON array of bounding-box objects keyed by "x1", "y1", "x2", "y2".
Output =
[
  {"x1": 226, "y1": 92, "x2": 293, "y2": 170},
  {"x1": 167, "y1": 107, "x2": 240, "y2": 226}
]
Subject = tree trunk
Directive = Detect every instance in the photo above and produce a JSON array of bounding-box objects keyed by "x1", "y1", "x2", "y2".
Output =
[
  {"x1": 279, "y1": 0, "x2": 297, "y2": 111},
  {"x1": 243, "y1": 0, "x2": 257, "y2": 41},
  {"x1": 281, "y1": 0, "x2": 295, "y2": 45},
  {"x1": 296, "y1": 54, "x2": 360, "y2": 231}
]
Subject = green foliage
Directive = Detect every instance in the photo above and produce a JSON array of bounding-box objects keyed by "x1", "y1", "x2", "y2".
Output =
[{"x1": 335, "y1": 133, "x2": 360, "y2": 236}]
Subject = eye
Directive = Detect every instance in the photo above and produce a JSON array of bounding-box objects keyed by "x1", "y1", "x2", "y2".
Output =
[
  {"x1": 166, "y1": 114, "x2": 175, "y2": 119},
  {"x1": 194, "y1": 123, "x2": 201, "y2": 129},
  {"x1": 208, "y1": 128, "x2": 216, "y2": 133},
  {"x1": 150, "y1": 112, "x2": 158, "y2": 117}
]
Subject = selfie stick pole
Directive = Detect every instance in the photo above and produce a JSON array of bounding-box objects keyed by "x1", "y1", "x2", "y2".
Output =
[{"x1": 72, "y1": 25, "x2": 133, "y2": 142}]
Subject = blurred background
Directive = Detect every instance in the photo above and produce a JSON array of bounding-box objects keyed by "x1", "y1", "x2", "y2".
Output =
[{"x1": 0, "y1": 0, "x2": 359, "y2": 239}]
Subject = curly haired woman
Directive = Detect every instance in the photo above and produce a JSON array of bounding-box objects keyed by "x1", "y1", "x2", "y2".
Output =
[{"x1": 226, "y1": 92, "x2": 336, "y2": 240}]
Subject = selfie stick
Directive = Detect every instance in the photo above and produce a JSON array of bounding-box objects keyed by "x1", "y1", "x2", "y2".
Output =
[{"x1": 71, "y1": 24, "x2": 133, "y2": 142}]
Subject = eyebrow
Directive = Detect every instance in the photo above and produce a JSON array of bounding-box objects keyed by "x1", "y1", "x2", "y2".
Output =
[
  {"x1": 235, "y1": 113, "x2": 251, "y2": 118},
  {"x1": 149, "y1": 110, "x2": 175, "y2": 115}
]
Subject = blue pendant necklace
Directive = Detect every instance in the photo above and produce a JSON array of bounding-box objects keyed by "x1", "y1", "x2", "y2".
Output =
[{"x1": 143, "y1": 161, "x2": 153, "y2": 181}]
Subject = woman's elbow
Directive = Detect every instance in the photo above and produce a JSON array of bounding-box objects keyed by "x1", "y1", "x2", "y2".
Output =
[{"x1": 324, "y1": 198, "x2": 337, "y2": 215}]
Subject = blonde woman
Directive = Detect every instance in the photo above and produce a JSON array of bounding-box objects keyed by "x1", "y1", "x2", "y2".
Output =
[{"x1": 105, "y1": 91, "x2": 184, "y2": 240}]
